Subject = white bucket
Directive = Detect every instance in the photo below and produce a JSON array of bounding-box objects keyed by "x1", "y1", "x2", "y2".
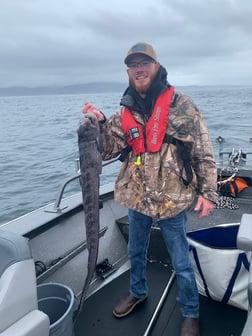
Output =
[{"x1": 37, "y1": 283, "x2": 77, "y2": 336}]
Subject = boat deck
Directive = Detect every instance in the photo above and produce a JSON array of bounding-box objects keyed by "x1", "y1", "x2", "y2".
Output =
[
  {"x1": 75, "y1": 261, "x2": 172, "y2": 336},
  {"x1": 187, "y1": 187, "x2": 252, "y2": 232},
  {"x1": 74, "y1": 260, "x2": 247, "y2": 336},
  {"x1": 75, "y1": 188, "x2": 252, "y2": 336}
]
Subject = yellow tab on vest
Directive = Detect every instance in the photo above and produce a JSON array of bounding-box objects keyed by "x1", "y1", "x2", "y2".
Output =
[{"x1": 135, "y1": 155, "x2": 142, "y2": 166}]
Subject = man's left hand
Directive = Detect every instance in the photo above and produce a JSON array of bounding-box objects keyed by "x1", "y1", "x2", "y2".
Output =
[{"x1": 194, "y1": 195, "x2": 215, "y2": 219}]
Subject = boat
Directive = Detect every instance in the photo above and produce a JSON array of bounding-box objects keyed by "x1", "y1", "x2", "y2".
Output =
[{"x1": 1, "y1": 136, "x2": 252, "y2": 336}]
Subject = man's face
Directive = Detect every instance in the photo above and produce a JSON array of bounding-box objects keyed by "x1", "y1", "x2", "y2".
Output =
[{"x1": 126, "y1": 56, "x2": 160, "y2": 94}]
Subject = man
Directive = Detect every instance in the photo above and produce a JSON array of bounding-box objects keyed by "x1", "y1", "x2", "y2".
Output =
[{"x1": 83, "y1": 42, "x2": 217, "y2": 336}]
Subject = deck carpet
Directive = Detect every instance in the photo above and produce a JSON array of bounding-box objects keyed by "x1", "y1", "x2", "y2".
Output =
[
  {"x1": 198, "y1": 295, "x2": 247, "y2": 336},
  {"x1": 151, "y1": 284, "x2": 247, "y2": 336},
  {"x1": 74, "y1": 261, "x2": 173, "y2": 336},
  {"x1": 75, "y1": 260, "x2": 247, "y2": 336}
]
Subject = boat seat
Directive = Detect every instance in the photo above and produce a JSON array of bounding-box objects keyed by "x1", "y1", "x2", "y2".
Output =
[
  {"x1": 0, "y1": 229, "x2": 49, "y2": 336},
  {"x1": 237, "y1": 213, "x2": 252, "y2": 251},
  {"x1": 242, "y1": 310, "x2": 252, "y2": 336},
  {"x1": 237, "y1": 214, "x2": 252, "y2": 336},
  {"x1": 237, "y1": 214, "x2": 252, "y2": 301}
]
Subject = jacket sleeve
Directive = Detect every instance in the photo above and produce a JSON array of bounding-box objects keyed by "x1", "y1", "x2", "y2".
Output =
[
  {"x1": 190, "y1": 108, "x2": 218, "y2": 203},
  {"x1": 100, "y1": 108, "x2": 129, "y2": 161}
]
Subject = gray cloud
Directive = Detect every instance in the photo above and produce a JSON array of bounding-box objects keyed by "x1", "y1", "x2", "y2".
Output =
[{"x1": 0, "y1": 0, "x2": 251, "y2": 87}]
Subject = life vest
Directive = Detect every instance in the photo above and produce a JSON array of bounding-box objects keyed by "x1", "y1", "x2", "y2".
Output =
[
  {"x1": 120, "y1": 86, "x2": 193, "y2": 186},
  {"x1": 121, "y1": 86, "x2": 174, "y2": 155}
]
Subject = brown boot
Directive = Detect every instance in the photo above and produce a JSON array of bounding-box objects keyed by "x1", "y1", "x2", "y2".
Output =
[
  {"x1": 113, "y1": 293, "x2": 147, "y2": 318},
  {"x1": 180, "y1": 317, "x2": 200, "y2": 336}
]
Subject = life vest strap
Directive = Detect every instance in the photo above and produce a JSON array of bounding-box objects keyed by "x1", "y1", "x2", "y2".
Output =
[{"x1": 164, "y1": 134, "x2": 193, "y2": 186}]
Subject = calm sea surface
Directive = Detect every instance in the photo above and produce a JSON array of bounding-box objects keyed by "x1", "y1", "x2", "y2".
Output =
[{"x1": 1, "y1": 86, "x2": 252, "y2": 224}]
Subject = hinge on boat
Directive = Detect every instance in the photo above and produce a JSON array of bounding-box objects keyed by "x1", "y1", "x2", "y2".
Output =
[{"x1": 96, "y1": 258, "x2": 116, "y2": 280}]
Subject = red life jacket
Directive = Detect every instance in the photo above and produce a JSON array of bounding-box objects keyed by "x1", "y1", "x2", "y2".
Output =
[{"x1": 121, "y1": 86, "x2": 174, "y2": 155}]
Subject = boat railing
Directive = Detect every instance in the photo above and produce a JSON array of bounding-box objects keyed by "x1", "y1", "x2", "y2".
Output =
[
  {"x1": 45, "y1": 157, "x2": 119, "y2": 213},
  {"x1": 216, "y1": 136, "x2": 252, "y2": 172}
]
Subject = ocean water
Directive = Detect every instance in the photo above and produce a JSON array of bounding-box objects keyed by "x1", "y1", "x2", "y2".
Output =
[{"x1": 0, "y1": 86, "x2": 252, "y2": 224}]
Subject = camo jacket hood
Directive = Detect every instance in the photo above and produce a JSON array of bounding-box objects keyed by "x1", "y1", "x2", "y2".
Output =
[{"x1": 100, "y1": 90, "x2": 218, "y2": 220}]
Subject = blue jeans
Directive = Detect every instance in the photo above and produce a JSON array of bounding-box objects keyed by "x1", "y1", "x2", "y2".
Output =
[{"x1": 128, "y1": 209, "x2": 199, "y2": 318}]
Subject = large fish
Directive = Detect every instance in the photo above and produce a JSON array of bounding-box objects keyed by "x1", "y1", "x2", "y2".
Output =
[{"x1": 75, "y1": 113, "x2": 102, "y2": 317}]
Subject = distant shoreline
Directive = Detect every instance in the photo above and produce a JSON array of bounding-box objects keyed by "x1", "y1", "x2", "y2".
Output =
[
  {"x1": 0, "y1": 82, "x2": 126, "y2": 97},
  {"x1": 0, "y1": 83, "x2": 250, "y2": 98}
]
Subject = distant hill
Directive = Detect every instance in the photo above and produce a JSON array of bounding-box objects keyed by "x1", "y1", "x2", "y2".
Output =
[{"x1": 0, "y1": 82, "x2": 127, "y2": 97}]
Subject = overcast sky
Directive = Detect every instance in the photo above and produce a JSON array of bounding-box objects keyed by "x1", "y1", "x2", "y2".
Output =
[{"x1": 1, "y1": 0, "x2": 252, "y2": 88}]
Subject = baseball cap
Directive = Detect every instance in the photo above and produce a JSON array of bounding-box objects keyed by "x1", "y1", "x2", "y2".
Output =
[{"x1": 124, "y1": 42, "x2": 157, "y2": 65}]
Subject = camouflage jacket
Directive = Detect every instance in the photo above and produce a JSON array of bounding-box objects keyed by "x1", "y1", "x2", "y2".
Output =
[{"x1": 101, "y1": 91, "x2": 218, "y2": 220}]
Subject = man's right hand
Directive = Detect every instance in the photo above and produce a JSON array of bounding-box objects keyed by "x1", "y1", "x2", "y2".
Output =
[{"x1": 82, "y1": 102, "x2": 104, "y2": 121}]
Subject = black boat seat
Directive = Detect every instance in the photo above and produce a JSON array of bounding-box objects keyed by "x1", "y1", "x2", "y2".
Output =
[
  {"x1": 0, "y1": 229, "x2": 49, "y2": 336},
  {"x1": 237, "y1": 214, "x2": 252, "y2": 336}
]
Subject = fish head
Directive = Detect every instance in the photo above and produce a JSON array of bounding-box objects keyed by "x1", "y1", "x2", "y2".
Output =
[{"x1": 78, "y1": 113, "x2": 100, "y2": 141}]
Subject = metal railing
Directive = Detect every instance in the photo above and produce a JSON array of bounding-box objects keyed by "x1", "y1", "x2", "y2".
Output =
[
  {"x1": 216, "y1": 136, "x2": 252, "y2": 171},
  {"x1": 45, "y1": 157, "x2": 119, "y2": 213}
]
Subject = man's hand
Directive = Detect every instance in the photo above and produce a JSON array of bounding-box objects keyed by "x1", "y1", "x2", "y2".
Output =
[
  {"x1": 82, "y1": 102, "x2": 104, "y2": 121},
  {"x1": 194, "y1": 195, "x2": 215, "y2": 219}
]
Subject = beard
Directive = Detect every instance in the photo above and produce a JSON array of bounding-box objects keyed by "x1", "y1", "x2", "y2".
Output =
[
  {"x1": 129, "y1": 70, "x2": 157, "y2": 95},
  {"x1": 132, "y1": 81, "x2": 150, "y2": 94}
]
